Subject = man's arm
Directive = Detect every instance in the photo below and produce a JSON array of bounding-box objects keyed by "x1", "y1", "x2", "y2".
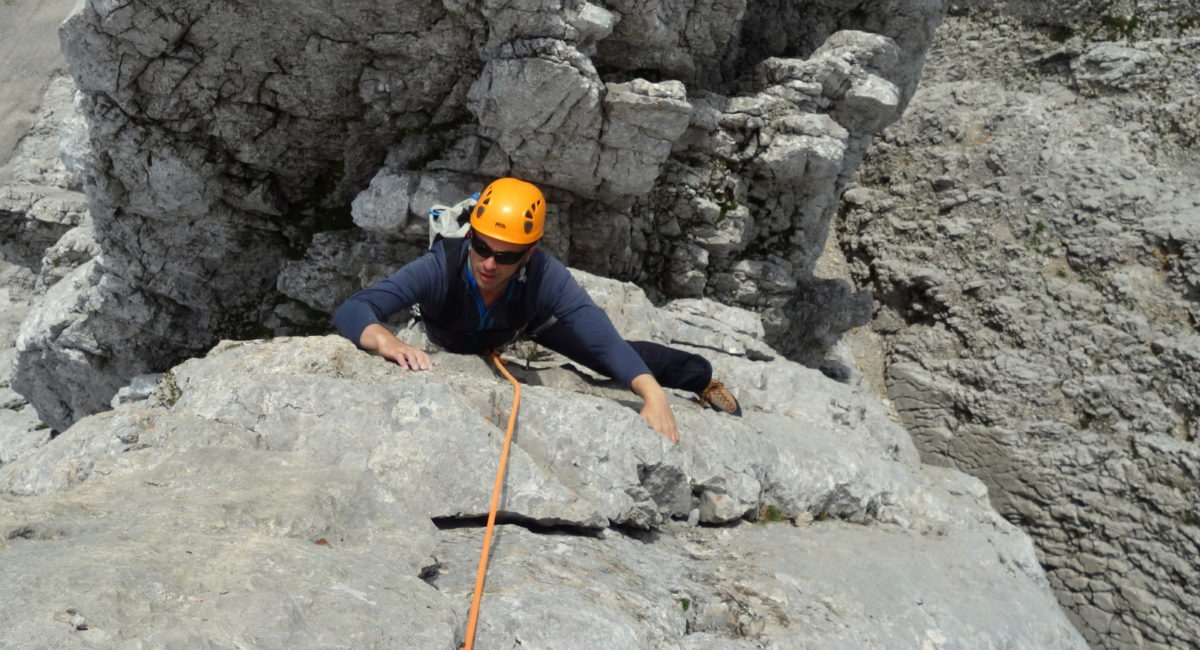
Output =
[
  {"x1": 333, "y1": 244, "x2": 447, "y2": 370},
  {"x1": 631, "y1": 373, "x2": 680, "y2": 444},
  {"x1": 532, "y1": 256, "x2": 682, "y2": 443},
  {"x1": 357, "y1": 323, "x2": 433, "y2": 370}
]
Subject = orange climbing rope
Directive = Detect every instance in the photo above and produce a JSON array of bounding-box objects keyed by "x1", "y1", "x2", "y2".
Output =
[{"x1": 462, "y1": 350, "x2": 522, "y2": 650}]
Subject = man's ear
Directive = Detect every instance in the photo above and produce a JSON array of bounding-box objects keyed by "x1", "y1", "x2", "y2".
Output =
[{"x1": 523, "y1": 243, "x2": 538, "y2": 262}]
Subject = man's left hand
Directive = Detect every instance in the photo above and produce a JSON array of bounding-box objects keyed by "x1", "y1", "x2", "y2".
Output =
[
  {"x1": 631, "y1": 374, "x2": 680, "y2": 443},
  {"x1": 640, "y1": 399, "x2": 680, "y2": 444}
]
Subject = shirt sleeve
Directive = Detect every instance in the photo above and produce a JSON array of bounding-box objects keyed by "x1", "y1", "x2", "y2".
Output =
[
  {"x1": 332, "y1": 244, "x2": 448, "y2": 347},
  {"x1": 534, "y1": 254, "x2": 652, "y2": 387}
]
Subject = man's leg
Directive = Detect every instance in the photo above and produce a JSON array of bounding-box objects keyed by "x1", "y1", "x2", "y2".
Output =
[
  {"x1": 626, "y1": 341, "x2": 711, "y2": 393},
  {"x1": 531, "y1": 323, "x2": 711, "y2": 392}
]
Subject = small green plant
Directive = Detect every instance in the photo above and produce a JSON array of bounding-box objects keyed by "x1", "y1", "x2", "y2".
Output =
[
  {"x1": 1099, "y1": 14, "x2": 1140, "y2": 41},
  {"x1": 1048, "y1": 25, "x2": 1075, "y2": 42},
  {"x1": 1178, "y1": 14, "x2": 1199, "y2": 36},
  {"x1": 157, "y1": 371, "x2": 183, "y2": 408},
  {"x1": 757, "y1": 505, "x2": 787, "y2": 523},
  {"x1": 1027, "y1": 222, "x2": 1049, "y2": 250},
  {"x1": 679, "y1": 598, "x2": 691, "y2": 612},
  {"x1": 1056, "y1": 269, "x2": 1067, "y2": 278}
]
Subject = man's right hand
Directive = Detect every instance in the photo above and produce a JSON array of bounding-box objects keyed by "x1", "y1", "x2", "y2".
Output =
[
  {"x1": 358, "y1": 323, "x2": 433, "y2": 370},
  {"x1": 378, "y1": 339, "x2": 434, "y2": 370}
]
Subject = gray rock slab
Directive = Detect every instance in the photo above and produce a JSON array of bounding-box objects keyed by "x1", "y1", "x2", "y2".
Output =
[
  {"x1": 0, "y1": 260, "x2": 49, "y2": 470},
  {"x1": 424, "y1": 520, "x2": 1082, "y2": 649},
  {"x1": 0, "y1": 403, "x2": 48, "y2": 468},
  {"x1": 0, "y1": 0, "x2": 77, "y2": 178},
  {"x1": 0, "y1": 447, "x2": 454, "y2": 649},
  {"x1": 0, "y1": 333, "x2": 1085, "y2": 647}
]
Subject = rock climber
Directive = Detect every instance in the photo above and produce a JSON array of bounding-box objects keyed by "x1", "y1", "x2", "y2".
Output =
[{"x1": 333, "y1": 177, "x2": 739, "y2": 443}]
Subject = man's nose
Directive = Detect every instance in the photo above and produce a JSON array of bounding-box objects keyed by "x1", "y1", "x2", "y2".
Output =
[{"x1": 481, "y1": 255, "x2": 499, "y2": 272}]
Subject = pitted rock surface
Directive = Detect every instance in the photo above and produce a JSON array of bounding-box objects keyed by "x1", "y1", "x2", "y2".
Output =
[
  {"x1": 1, "y1": 61, "x2": 95, "y2": 462},
  {"x1": 833, "y1": 3, "x2": 1200, "y2": 647}
]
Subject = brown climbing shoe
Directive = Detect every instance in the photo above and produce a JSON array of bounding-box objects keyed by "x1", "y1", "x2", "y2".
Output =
[{"x1": 699, "y1": 380, "x2": 741, "y2": 415}]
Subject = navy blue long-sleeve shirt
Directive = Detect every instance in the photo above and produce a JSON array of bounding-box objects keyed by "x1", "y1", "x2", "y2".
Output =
[{"x1": 333, "y1": 239, "x2": 652, "y2": 387}]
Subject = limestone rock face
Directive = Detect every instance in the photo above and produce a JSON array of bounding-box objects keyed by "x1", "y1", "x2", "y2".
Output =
[
  {"x1": 0, "y1": 75, "x2": 93, "y2": 283},
  {"x1": 14, "y1": 0, "x2": 945, "y2": 431},
  {"x1": 1, "y1": 70, "x2": 94, "y2": 468},
  {"x1": 833, "y1": 3, "x2": 1200, "y2": 648},
  {"x1": 0, "y1": 277, "x2": 1085, "y2": 648}
]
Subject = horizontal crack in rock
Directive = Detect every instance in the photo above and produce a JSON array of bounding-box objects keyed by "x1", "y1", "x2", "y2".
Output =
[{"x1": 431, "y1": 513, "x2": 605, "y2": 537}]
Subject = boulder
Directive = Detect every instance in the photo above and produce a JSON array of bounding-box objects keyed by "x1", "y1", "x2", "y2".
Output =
[{"x1": 0, "y1": 277, "x2": 1084, "y2": 647}]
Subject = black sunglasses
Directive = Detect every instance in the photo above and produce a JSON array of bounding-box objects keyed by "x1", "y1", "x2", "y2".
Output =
[{"x1": 469, "y1": 235, "x2": 529, "y2": 265}]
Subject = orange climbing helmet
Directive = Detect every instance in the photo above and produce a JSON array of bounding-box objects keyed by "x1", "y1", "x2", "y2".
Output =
[{"x1": 470, "y1": 177, "x2": 545, "y2": 245}]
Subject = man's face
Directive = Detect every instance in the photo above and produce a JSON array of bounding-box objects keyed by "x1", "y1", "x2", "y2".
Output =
[{"x1": 468, "y1": 231, "x2": 534, "y2": 293}]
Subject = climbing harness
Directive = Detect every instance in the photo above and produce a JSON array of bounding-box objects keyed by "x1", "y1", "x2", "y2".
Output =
[{"x1": 462, "y1": 350, "x2": 522, "y2": 650}]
